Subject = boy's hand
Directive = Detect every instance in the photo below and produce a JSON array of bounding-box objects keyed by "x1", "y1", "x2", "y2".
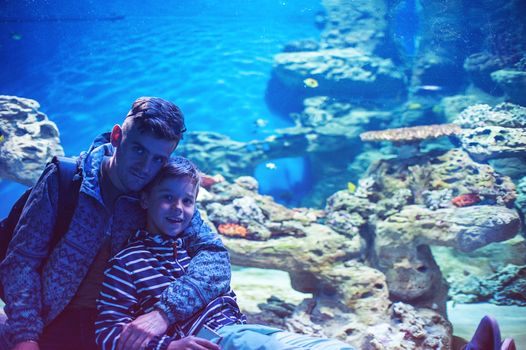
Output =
[
  {"x1": 117, "y1": 310, "x2": 169, "y2": 350},
  {"x1": 167, "y1": 336, "x2": 220, "y2": 350},
  {"x1": 11, "y1": 341, "x2": 40, "y2": 350}
]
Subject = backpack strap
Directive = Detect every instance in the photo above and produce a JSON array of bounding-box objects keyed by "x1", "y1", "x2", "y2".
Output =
[{"x1": 50, "y1": 156, "x2": 82, "y2": 248}]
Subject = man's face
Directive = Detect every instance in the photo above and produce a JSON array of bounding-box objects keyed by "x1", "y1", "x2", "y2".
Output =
[
  {"x1": 113, "y1": 124, "x2": 178, "y2": 193},
  {"x1": 143, "y1": 176, "x2": 197, "y2": 237}
]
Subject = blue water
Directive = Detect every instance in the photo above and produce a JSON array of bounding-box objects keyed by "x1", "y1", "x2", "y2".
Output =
[{"x1": 0, "y1": 0, "x2": 322, "y2": 216}]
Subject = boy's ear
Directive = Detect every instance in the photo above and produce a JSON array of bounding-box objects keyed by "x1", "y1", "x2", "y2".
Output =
[
  {"x1": 140, "y1": 192, "x2": 148, "y2": 210},
  {"x1": 110, "y1": 124, "x2": 123, "y2": 147}
]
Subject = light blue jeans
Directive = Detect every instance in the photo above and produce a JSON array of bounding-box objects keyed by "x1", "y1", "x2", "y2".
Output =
[{"x1": 217, "y1": 324, "x2": 354, "y2": 350}]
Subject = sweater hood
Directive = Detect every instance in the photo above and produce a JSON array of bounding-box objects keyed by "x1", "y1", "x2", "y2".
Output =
[{"x1": 78, "y1": 132, "x2": 114, "y2": 206}]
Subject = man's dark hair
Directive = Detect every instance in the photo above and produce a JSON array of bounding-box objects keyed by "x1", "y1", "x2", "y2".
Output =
[
  {"x1": 144, "y1": 156, "x2": 201, "y2": 195},
  {"x1": 125, "y1": 96, "x2": 186, "y2": 141}
]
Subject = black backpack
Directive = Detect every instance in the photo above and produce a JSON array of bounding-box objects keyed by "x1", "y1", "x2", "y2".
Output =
[{"x1": 0, "y1": 156, "x2": 82, "y2": 272}]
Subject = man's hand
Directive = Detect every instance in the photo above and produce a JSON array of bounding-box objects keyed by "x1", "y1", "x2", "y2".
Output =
[
  {"x1": 167, "y1": 336, "x2": 220, "y2": 350},
  {"x1": 117, "y1": 310, "x2": 169, "y2": 350},
  {"x1": 11, "y1": 341, "x2": 40, "y2": 350}
]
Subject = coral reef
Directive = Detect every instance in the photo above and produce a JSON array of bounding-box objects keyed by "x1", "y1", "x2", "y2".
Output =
[
  {"x1": 454, "y1": 103, "x2": 526, "y2": 129},
  {"x1": 194, "y1": 173, "x2": 454, "y2": 348},
  {"x1": 360, "y1": 124, "x2": 461, "y2": 143},
  {"x1": 449, "y1": 264, "x2": 526, "y2": 306},
  {"x1": 326, "y1": 147, "x2": 520, "y2": 314},
  {"x1": 455, "y1": 103, "x2": 526, "y2": 161},
  {"x1": 0, "y1": 95, "x2": 64, "y2": 186},
  {"x1": 459, "y1": 126, "x2": 526, "y2": 161},
  {"x1": 191, "y1": 150, "x2": 522, "y2": 347}
]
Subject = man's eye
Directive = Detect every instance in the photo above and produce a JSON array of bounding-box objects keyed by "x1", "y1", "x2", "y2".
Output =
[
  {"x1": 134, "y1": 146, "x2": 144, "y2": 154},
  {"x1": 164, "y1": 195, "x2": 174, "y2": 201}
]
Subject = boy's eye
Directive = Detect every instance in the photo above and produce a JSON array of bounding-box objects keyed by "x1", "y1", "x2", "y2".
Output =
[
  {"x1": 154, "y1": 156, "x2": 165, "y2": 164},
  {"x1": 183, "y1": 198, "x2": 194, "y2": 205}
]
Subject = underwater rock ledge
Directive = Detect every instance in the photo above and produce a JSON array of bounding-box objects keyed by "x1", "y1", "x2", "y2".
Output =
[
  {"x1": 197, "y1": 175, "x2": 452, "y2": 348},
  {"x1": 0, "y1": 95, "x2": 64, "y2": 186}
]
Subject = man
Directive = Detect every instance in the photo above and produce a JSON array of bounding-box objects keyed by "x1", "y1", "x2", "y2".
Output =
[{"x1": 0, "y1": 97, "x2": 230, "y2": 350}]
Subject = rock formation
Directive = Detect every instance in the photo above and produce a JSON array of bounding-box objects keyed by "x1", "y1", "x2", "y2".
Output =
[
  {"x1": 448, "y1": 264, "x2": 526, "y2": 306},
  {"x1": 273, "y1": 48, "x2": 406, "y2": 101},
  {"x1": 454, "y1": 103, "x2": 526, "y2": 161},
  {"x1": 196, "y1": 175, "x2": 453, "y2": 348},
  {"x1": 0, "y1": 95, "x2": 64, "y2": 186}
]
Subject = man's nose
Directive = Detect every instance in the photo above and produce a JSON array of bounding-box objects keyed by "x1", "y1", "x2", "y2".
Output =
[{"x1": 138, "y1": 156, "x2": 153, "y2": 175}]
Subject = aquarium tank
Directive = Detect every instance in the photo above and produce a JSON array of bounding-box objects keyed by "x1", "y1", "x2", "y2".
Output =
[{"x1": 0, "y1": 0, "x2": 525, "y2": 348}]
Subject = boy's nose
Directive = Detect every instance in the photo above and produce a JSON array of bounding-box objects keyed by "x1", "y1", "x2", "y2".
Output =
[{"x1": 172, "y1": 201, "x2": 183, "y2": 210}]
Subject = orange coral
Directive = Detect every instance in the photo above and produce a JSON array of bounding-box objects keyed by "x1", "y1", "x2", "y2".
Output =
[
  {"x1": 217, "y1": 223, "x2": 248, "y2": 238},
  {"x1": 360, "y1": 124, "x2": 462, "y2": 143}
]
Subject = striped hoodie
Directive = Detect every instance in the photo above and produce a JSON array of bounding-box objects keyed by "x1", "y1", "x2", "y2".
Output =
[{"x1": 95, "y1": 230, "x2": 246, "y2": 350}]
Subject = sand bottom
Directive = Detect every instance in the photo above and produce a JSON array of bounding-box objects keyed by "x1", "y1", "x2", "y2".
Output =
[{"x1": 448, "y1": 302, "x2": 526, "y2": 350}]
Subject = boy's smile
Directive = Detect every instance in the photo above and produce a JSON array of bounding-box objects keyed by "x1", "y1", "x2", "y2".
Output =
[{"x1": 142, "y1": 176, "x2": 197, "y2": 238}]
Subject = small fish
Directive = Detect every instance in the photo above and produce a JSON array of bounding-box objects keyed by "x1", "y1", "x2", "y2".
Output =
[
  {"x1": 255, "y1": 118, "x2": 268, "y2": 128},
  {"x1": 452, "y1": 193, "x2": 481, "y2": 207},
  {"x1": 347, "y1": 182, "x2": 356, "y2": 193},
  {"x1": 0, "y1": 134, "x2": 4, "y2": 143},
  {"x1": 11, "y1": 33, "x2": 22, "y2": 40},
  {"x1": 303, "y1": 77, "x2": 319, "y2": 88},
  {"x1": 265, "y1": 162, "x2": 277, "y2": 170},
  {"x1": 406, "y1": 102, "x2": 422, "y2": 110},
  {"x1": 416, "y1": 85, "x2": 442, "y2": 92}
]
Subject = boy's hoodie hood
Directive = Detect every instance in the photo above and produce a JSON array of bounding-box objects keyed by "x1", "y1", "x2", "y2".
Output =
[{"x1": 131, "y1": 229, "x2": 183, "y2": 249}]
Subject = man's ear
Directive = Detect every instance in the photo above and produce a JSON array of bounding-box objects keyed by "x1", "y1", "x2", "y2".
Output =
[
  {"x1": 140, "y1": 192, "x2": 148, "y2": 210},
  {"x1": 110, "y1": 125, "x2": 123, "y2": 147}
]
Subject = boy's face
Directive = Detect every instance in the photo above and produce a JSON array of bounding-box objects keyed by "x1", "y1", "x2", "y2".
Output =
[
  {"x1": 142, "y1": 176, "x2": 198, "y2": 238},
  {"x1": 112, "y1": 122, "x2": 179, "y2": 193}
]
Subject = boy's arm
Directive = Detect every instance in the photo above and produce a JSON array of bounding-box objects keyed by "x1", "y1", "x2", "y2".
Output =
[
  {"x1": 154, "y1": 210, "x2": 231, "y2": 324},
  {"x1": 0, "y1": 163, "x2": 59, "y2": 346},
  {"x1": 96, "y1": 259, "x2": 173, "y2": 350}
]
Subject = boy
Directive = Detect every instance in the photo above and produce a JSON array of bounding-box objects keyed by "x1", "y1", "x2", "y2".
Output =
[{"x1": 96, "y1": 157, "x2": 355, "y2": 350}]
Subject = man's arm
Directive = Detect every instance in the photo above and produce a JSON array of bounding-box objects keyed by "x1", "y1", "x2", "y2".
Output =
[
  {"x1": 154, "y1": 209, "x2": 231, "y2": 324},
  {"x1": 0, "y1": 164, "x2": 59, "y2": 347},
  {"x1": 95, "y1": 259, "x2": 173, "y2": 350}
]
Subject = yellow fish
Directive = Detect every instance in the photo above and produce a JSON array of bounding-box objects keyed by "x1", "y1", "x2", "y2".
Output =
[
  {"x1": 303, "y1": 77, "x2": 318, "y2": 88},
  {"x1": 0, "y1": 134, "x2": 3, "y2": 143},
  {"x1": 407, "y1": 102, "x2": 422, "y2": 110},
  {"x1": 347, "y1": 181, "x2": 356, "y2": 193}
]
